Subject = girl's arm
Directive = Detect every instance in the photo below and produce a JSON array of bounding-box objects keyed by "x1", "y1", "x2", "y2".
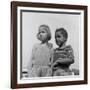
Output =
[
  {"x1": 50, "y1": 49, "x2": 54, "y2": 67},
  {"x1": 55, "y1": 46, "x2": 74, "y2": 65},
  {"x1": 56, "y1": 58, "x2": 74, "y2": 65},
  {"x1": 48, "y1": 44, "x2": 54, "y2": 67},
  {"x1": 27, "y1": 45, "x2": 36, "y2": 72},
  {"x1": 56, "y1": 46, "x2": 74, "y2": 65}
]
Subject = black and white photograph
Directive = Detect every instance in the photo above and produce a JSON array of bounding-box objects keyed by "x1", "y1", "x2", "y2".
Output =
[
  {"x1": 11, "y1": 1, "x2": 87, "y2": 88},
  {"x1": 21, "y1": 9, "x2": 80, "y2": 78}
]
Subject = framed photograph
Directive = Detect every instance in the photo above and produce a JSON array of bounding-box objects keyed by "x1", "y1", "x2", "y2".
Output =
[{"x1": 11, "y1": 1, "x2": 88, "y2": 89}]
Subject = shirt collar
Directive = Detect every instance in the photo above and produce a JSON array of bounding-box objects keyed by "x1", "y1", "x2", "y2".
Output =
[{"x1": 59, "y1": 43, "x2": 66, "y2": 49}]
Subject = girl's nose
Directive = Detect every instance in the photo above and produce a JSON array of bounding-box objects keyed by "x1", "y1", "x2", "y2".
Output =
[
  {"x1": 56, "y1": 38, "x2": 60, "y2": 40},
  {"x1": 39, "y1": 34, "x2": 42, "y2": 37}
]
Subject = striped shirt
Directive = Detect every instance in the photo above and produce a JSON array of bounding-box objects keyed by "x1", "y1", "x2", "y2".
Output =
[{"x1": 53, "y1": 45, "x2": 74, "y2": 69}]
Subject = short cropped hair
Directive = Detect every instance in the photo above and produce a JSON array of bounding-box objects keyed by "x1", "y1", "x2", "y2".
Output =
[
  {"x1": 37, "y1": 24, "x2": 51, "y2": 41},
  {"x1": 55, "y1": 28, "x2": 68, "y2": 41}
]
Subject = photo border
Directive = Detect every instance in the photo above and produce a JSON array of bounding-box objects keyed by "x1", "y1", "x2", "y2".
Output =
[{"x1": 11, "y1": 1, "x2": 88, "y2": 89}]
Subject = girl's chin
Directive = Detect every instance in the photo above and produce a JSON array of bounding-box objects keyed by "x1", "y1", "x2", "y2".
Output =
[
  {"x1": 38, "y1": 40, "x2": 46, "y2": 43},
  {"x1": 56, "y1": 42, "x2": 63, "y2": 47}
]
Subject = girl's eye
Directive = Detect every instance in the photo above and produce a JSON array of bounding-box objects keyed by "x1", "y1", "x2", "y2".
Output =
[
  {"x1": 42, "y1": 31, "x2": 45, "y2": 33},
  {"x1": 38, "y1": 32, "x2": 41, "y2": 34},
  {"x1": 56, "y1": 36, "x2": 61, "y2": 38},
  {"x1": 58, "y1": 36, "x2": 61, "y2": 38}
]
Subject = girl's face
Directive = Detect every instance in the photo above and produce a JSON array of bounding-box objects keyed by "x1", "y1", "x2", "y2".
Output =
[
  {"x1": 55, "y1": 31, "x2": 66, "y2": 47},
  {"x1": 38, "y1": 26, "x2": 48, "y2": 43}
]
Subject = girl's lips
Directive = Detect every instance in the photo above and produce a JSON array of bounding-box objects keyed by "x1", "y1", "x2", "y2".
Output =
[{"x1": 56, "y1": 40, "x2": 61, "y2": 44}]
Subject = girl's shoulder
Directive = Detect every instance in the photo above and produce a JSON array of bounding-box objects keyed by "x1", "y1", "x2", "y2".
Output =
[
  {"x1": 64, "y1": 45, "x2": 74, "y2": 54},
  {"x1": 54, "y1": 45, "x2": 73, "y2": 51},
  {"x1": 32, "y1": 43, "x2": 40, "y2": 49},
  {"x1": 65, "y1": 45, "x2": 73, "y2": 50}
]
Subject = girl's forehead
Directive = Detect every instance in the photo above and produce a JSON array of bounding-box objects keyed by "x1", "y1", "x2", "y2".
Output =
[
  {"x1": 55, "y1": 31, "x2": 62, "y2": 35},
  {"x1": 39, "y1": 26, "x2": 47, "y2": 31}
]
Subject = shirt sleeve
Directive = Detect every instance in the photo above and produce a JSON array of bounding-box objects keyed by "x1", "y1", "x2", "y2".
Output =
[
  {"x1": 48, "y1": 43, "x2": 54, "y2": 66},
  {"x1": 27, "y1": 44, "x2": 37, "y2": 71},
  {"x1": 66, "y1": 45, "x2": 74, "y2": 64}
]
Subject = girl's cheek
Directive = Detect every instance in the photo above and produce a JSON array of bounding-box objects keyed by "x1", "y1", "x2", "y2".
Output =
[
  {"x1": 45, "y1": 34, "x2": 47, "y2": 38},
  {"x1": 46, "y1": 34, "x2": 48, "y2": 38},
  {"x1": 37, "y1": 35, "x2": 41, "y2": 40}
]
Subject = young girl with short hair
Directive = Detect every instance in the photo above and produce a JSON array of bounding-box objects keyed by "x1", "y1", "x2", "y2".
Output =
[
  {"x1": 52, "y1": 28, "x2": 74, "y2": 76},
  {"x1": 28, "y1": 25, "x2": 53, "y2": 77}
]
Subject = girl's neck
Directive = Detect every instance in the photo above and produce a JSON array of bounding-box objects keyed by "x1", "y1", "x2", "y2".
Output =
[
  {"x1": 41, "y1": 41, "x2": 48, "y2": 44},
  {"x1": 59, "y1": 42, "x2": 66, "y2": 49}
]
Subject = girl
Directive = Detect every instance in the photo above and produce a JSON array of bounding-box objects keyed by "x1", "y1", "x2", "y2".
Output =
[
  {"x1": 28, "y1": 25, "x2": 53, "y2": 77},
  {"x1": 52, "y1": 28, "x2": 74, "y2": 76}
]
